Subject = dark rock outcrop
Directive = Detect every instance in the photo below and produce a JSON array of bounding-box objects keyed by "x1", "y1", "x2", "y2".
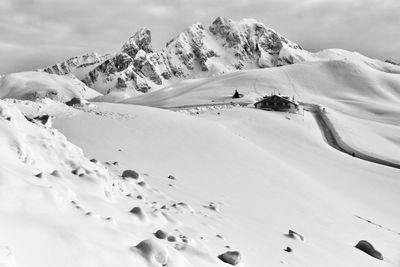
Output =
[
  {"x1": 122, "y1": 169, "x2": 139, "y2": 179},
  {"x1": 286, "y1": 229, "x2": 305, "y2": 241},
  {"x1": 218, "y1": 251, "x2": 241, "y2": 265},
  {"x1": 122, "y1": 28, "x2": 153, "y2": 58},
  {"x1": 154, "y1": 230, "x2": 168, "y2": 239},
  {"x1": 66, "y1": 97, "x2": 82, "y2": 106},
  {"x1": 355, "y1": 240, "x2": 383, "y2": 260}
]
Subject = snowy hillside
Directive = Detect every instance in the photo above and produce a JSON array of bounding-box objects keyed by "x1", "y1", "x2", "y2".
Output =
[
  {"x1": 0, "y1": 87, "x2": 399, "y2": 266},
  {"x1": 0, "y1": 71, "x2": 102, "y2": 102},
  {"x1": 122, "y1": 57, "x2": 400, "y2": 164}
]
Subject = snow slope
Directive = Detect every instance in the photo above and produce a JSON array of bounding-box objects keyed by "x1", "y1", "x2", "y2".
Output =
[
  {"x1": 122, "y1": 58, "x2": 400, "y2": 164},
  {"x1": 0, "y1": 100, "x2": 233, "y2": 267},
  {"x1": 0, "y1": 86, "x2": 399, "y2": 266},
  {"x1": 0, "y1": 71, "x2": 102, "y2": 102},
  {"x1": 52, "y1": 102, "x2": 400, "y2": 267}
]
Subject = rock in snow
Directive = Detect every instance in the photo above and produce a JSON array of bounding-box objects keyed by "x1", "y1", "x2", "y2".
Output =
[
  {"x1": 129, "y1": 206, "x2": 147, "y2": 221},
  {"x1": 286, "y1": 230, "x2": 305, "y2": 241},
  {"x1": 218, "y1": 251, "x2": 242, "y2": 265},
  {"x1": 122, "y1": 169, "x2": 139, "y2": 179},
  {"x1": 154, "y1": 230, "x2": 168, "y2": 239},
  {"x1": 355, "y1": 240, "x2": 384, "y2": 260}
]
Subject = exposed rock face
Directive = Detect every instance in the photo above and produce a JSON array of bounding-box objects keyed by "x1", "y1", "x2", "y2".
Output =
[
  {"x1": 42, "y1": 52, "x2": 111, "y2": 79},
  {"x1": 122, "y1": 28, "x2": 153, "y2": 57},
  {"x1": 40, "y1": 17, "x2": 306, "y2": 97}
]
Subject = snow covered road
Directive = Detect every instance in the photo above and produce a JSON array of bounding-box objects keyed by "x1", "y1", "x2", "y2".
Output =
[{"x1": 305, "y1": 103, "x2": 400, "y2": 170}]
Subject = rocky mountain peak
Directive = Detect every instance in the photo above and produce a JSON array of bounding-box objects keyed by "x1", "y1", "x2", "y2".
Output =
[
  {"x1": 40, "y1": 17, "x2": 307, "y2": 98},
  {"x1": 210, "y1": 16, "x2": 232, "y2": 29},
  {"x1": 121, "y1": 27, "x2": 153, "y2": 58}
]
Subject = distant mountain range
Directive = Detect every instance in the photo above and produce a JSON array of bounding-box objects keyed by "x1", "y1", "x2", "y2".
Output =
[
  {"x1": 0, "y1": 16, "x2": 395, "y2": 102},
  {"x1": 39, "y1": 17, "x2": 309, "y2": 96}
]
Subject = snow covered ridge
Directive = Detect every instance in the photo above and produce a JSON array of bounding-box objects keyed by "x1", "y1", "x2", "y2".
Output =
[
  {"x1": 0, "y1": 71, "x2": 101, "y2": 102},
  {"x1": 35, "y1": 17, "x2": 308, "y2": 97}
]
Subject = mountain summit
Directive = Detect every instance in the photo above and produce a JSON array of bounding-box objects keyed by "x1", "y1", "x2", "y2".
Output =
[{"x1": 41, "y1": 17, "x2": 307, "y2": 96}]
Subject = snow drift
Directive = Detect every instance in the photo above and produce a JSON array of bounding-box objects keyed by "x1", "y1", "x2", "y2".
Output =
[{"x1": 0, "y1": 71, "x2": 102, "y2": 102}]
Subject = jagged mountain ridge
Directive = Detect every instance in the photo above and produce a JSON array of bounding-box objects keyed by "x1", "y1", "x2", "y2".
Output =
[{"x1": 41, "y1": 17, "x2": 307, "y2": 96}]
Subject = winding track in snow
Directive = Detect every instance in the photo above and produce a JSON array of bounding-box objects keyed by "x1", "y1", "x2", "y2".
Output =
[
  {"x1": 304, "y1": 103, "x2": 400, "y2": 170},
  {"x1": 163, "y1": 101, "x2": 400, "y2": 170}
]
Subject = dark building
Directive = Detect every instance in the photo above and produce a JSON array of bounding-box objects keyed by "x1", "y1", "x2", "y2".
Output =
[{"x1": 254, "y1": 94, "x2": 299, "y2": 112}]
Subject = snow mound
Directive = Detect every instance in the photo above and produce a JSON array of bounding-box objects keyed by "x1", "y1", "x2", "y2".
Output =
[{"x1": 0, "y1": 71, "x2": 102, "y2": 102}]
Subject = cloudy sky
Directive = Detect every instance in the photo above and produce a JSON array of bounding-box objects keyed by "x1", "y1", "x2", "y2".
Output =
[{"x1": 0, "y1": 0, "x2": 399, "y2": 74}]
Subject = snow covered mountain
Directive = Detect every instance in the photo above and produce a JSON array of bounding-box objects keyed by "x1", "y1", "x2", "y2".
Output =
[{"x1": 41, "y1": 17, "x2": 309, "y2": 97}]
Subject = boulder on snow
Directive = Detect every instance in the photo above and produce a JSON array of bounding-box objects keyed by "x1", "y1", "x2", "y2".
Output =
[
  {"x1": 65, "y1": 97, "x2": 82, "y2": 106},
  {"x1": 154, "y1": 230, "x2": 168, "y2": 239},
  {"x1": 286, "y1": 230, "x2": 304, "y2": 241},
  {"x1": 129, "y1": 206, "x2": 146, "y2": 221},
  {"x1": 71, "y1": 167, "x2": 85, "y2": 176},
  {"x1": 355, "y1": 240, "x2": 383, "y2": 260},
  {"x1": 167, "y1": 235, "x2": 176, "y2": 242},
  {"x1": 34, "y1": 172, "x2": 43, "y2": 178},
  {"x1": 122, "y1": 169, "x2": 139, "y2": 179},
  {"x1": 50, "y1": 170, "x2": 61, "y2": 177},
  {"x1": 205, "y1": 202, "x2": 219, "y2": 212},
  {"x1": 218, "y1": 251, "x2": 241, "y2": 265},
  {"x1": 284, "y1": 246, "x2": 292, "y2": 252},
  {"x1": 137, "y1": 181, "x2": 147, "y2": 187}
]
